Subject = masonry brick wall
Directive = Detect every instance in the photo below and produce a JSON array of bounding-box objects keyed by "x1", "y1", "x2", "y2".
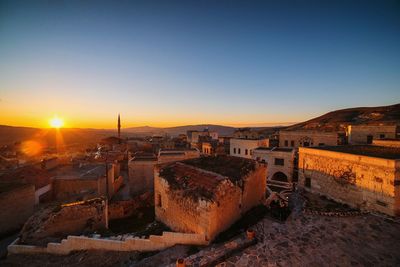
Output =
[
  {"x1": 299, "y1": 147, "x2": 400, "y2": 216},
  {"x1": 128, "y1": 160, "x2": 156, "y2": 195},
  {"x1": 0, "y1": 184, "x2": 35, "y2": 235},
  {"x1": 154, "y1": 163, "x2": 267, "y2": 241}
]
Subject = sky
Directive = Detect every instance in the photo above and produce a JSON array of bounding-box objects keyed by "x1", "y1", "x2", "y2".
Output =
[{"x1": 0, "y1": 0, "x2": 399, "y2": 129}]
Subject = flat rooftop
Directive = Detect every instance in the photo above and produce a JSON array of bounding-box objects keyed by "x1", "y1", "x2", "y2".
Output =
[
  {"x1": 255, "y1": 147, "x2": 293, "y2": 152},
  {"x1": 131, "y1": 152, "x2": 157, "y2": 161},
  {"x1": 182, "y1": 155, "x2": 256, "y2": 182},
  {"x1": 51, "y1": 164, "x2": 107, "y2": 180},
  {"x1": 306, "y1": 145, "x2": 400, "y2": 160},
  {"x1": 159, "y1": 163, "x2": 225, "y2": 200}
]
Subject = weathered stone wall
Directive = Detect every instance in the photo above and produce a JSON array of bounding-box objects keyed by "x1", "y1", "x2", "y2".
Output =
[
  {"x1": 241, "y1": 165, "x2": 267, "y2": 212},
  {"x1": 8, "y1": 231, "x2": 207, "y2": 255},
  {"x1": 0, "y1": 184, "x2": 35, "y2": 235},
  {"x1": 108, "y1": 192, "x2": 153, "y2": 220},
  {"x1": 298, "y1": 147, "x2": 400, "y2": 216},
  {"x1": 52, "y1": 178, "x2": 103, "y2": 201},
  {"x1": 19, "y1": 199, "x2": 107, "y2": 246},
  {"x1": 154, "y1": 174, "x2": 213, "y2": 237},
  {"x1": 348, "y1": 125, "x2": 397, "y2": 144},
  {"x1": 279, "y1": 130, "x2": 338, "y2": 148},
  {"x1": 208, "y1": 182, "x2": 242, "y2": 241},
  {"x1": 128, "y1": 160, "x2": 156, "y2": 196},
  {"x1": 154, "y1": 164, "x2": 267, "y2": 241}
]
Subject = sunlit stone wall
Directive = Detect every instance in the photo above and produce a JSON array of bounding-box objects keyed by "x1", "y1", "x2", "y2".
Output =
[{"x1": 299, "y1": 147, "x2": 400, "y2": 216}]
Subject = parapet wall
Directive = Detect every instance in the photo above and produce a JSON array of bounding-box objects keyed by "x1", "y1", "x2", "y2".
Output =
[{"x1": 8, "y1": 231, "x2": 207, "y2": 255}]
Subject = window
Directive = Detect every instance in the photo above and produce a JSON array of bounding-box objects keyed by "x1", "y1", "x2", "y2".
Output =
[
  {"x1": 274, "y1": 158, "x2": 284, "y2": 166},
  {"x1": 303, "y1": 142, "x2": 310, "y2": 147},
  {"x1": 250, "y1": 149, "x2": 253, "y2": 156},
  {"x1": 305, "y1": 177, "x2": 311, "y2": 188},
  {"x1": 290, "y1": 140, "x2": 294, "y2": 147},
  {"x1": 238, "y1": 148, "x2": 241, "y2": 154},
  {"x1": 367, "y1": 135, "x2": 373, "y2": 144},
  {"x1": 380, "y1": 134, "x2": 385, "y2": 139},
  {"x1": 245, "y1": 149, "x2": 248, "y2": 155},
  {"x1": 318, "y1": 143, "x2": 325, "y2": 146},
  {"x1": 233, "y1": 148, "x2": 236, "y2": 154},
  {"x1": 284, "y1": 140, "x2": 288, "y2": 147},
  {"x1": 156, "y1": 194, "x2": 162, "y2": 207}
]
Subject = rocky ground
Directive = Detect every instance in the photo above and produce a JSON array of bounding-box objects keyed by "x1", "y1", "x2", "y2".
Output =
[
  {"x1": 223, "y1": 213, "x2": 400, "y2": 266},
  {"x1": 2, "y1": 191, "x2": 400, "y2": 266}
]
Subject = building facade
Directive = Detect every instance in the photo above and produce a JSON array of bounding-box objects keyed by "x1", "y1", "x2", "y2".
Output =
[
  {"x1": 128, "y1": 152, "x2": 157, "y2": 196},
  {"x1": 279, "y1": 130, "x2": 339, "y2": 148},
  {"x1": 298, "y1": 146, "x2": 400, "y2": 216},
  {"x1": 230, "y1": 138, "x2": 269, "y2": 159},
  {"x1": 253, "y1": 147, "x2": 296, "y2": 183},
  {"x1": 347, "y1": 125, "x2": 397, "y2": 144},
  {"x1": 154, "y1": 156, "x2": 266, "y2": 241}
]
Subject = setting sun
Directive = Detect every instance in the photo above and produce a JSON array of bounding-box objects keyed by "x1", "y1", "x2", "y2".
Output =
[{"x1": 49, "y1": 116, "x2": 64, "y2": 128}]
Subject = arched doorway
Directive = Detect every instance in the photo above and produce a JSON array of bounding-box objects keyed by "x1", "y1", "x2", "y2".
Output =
[{"x1": 271, "y1": 172, "x2": 289, "y2": 182}]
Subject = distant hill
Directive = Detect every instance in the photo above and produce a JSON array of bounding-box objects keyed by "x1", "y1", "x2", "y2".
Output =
[
  {"x1": 0, "y1": 125, "x2": 115, "y2": 147},
  {"x1": 124, "y1": 124, "x2": 236, "y2": 136},
  {"x1": 286, "y1": 103, "x2": 400, "y2": 132},
  {"x1": 2, "y1": 103, "x2": 399, "y2": 146}
]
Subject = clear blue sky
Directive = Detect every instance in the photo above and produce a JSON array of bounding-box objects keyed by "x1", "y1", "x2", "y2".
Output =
[{"x1": 0, "y1": 0, "x2": 399, "y2": 128}]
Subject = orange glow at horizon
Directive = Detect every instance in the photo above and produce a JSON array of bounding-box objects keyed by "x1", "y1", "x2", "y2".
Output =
[{"x1": 49, "y1": 116, "x2": 64, "y2": 128}]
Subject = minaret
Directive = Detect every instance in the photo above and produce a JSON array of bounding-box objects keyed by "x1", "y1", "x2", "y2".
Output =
[{"x1": 117, "y1": 113, "x2": 121, "y2": 140}]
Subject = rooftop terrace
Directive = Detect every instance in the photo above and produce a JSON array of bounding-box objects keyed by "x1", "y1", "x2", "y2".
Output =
[
  {"x1": 159, "y1": 163, "x2": 225, "y2": 201},
  {"x1": 182, "y1": 155, "x2": 256, "y2": 182},
  {"x1": 306, "y1": 145, "x2": 400, "y2": 160},
  {"x1": 51, "y1": 164, "x2": 107, "y2": 180}
]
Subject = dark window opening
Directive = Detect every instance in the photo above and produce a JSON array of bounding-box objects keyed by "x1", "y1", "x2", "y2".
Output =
[
  {"x1": 245, "y1": 149, "x2": 248, "y2": 155},
  {"x1": 284, "y1": 140, "x2": 288, "y2": 147},
  {"x1": 379, "y1": 134, "x2": 385, "y2": 139},
  {"x1": 233, "y1": 148, "x2": 236, "y2": 154},
  {"x1": 290, "y1": 140, "x2": 294, "y2": 147},
  {"x1": 303, "y1": 142, "x2": 310, "y2": 147},
  {"x1": 238, "y1": 148, "x2": 241, "y2": 154},
  {"x1": 367, "y1": 135, "x2": 373, "y2": 144},
  {"x1": 318, "y1": 143, "x2": 325, "y2": 146},
  {"x1": 274, "y1": 158, "x2": 284, "y2": 166},
  {"x1": 305, "y1": 177, "x2": 311, "y2": 188},
  {"x1": 156, "y1": 194, "x2": 162, "y2": 207}
]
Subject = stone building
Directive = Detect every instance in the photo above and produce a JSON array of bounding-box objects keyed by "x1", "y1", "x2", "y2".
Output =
[
  {"x1": 128, "y1": 152, "x2": 157, "y2": 196},
  {"x1": 187, "y1": 129, "x2": 218, "y2": 148},
  {"x1": 0, "y1": 182, "x2": 35, "y2": 235},
  {"x1": 233, "y1": 128, "x2": 266, "y2": 140},
  {"x1": 202, "y1": 140, "x2": 226, "y2": 156},
  {"x1": 230, "y1": 138, "x2": 269, "y2": 159},
  {"x1": 279, "y1": 130, "x2": 340, "y2": 148},
  {"x1": 347, "y1": 125, "x2": 397, "y2": 144},
  {"x1": 154, "y1": 156, "x2": 267, "y2": 241},
  {"x1": 52, "y1": 163, "x2": 122, "y2": 201},
  {"x1": 373, "y1": 139, "x2": 400, "y2": 148},
  {"x1": 157, "y1": 148, "x2": 200, "y2": 164},
  {"x1": 253, "y1": 147, "x2": 297, "y2": 183},
  {"x1": 298, "y1": 145, "x2": 400, "y2": 216}
]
